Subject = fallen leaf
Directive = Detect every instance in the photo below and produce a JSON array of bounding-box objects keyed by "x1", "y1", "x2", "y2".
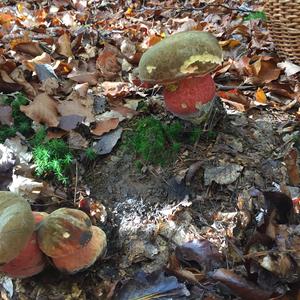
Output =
[
  {"x1": 102, "y1": 81, "x2": 132, "y2": 99},
  {"x1": 210, "y1": 268, "x2": 273, "y2": 300},
  {"x1": 277, "y1": 60, "x2": 300, "y2": 76},
  {"x1": 112, "y1": 270, "x2": 190, "y2": 300},
  {"x1": 57, "y1": 98, "x2": 94, "y2": 124},
  {"x1": 20, "y1": 93, "x2": 60, "y2": 127},
  {"x1": 175, "y1": 240, "x2": 223, "y2": 271},
  {"x1": 4, "y1": 137, "x2": 32, "y2": 164},
  {"x1": 10, "y1": 67, "x2": 36, "y2": 96},
  {"x1": 204, "y1": 164, "x2": 244, "y2": 185},
  {"x1": 35, "y1": 64, "x2": 58, "y2": 82},
  {"x1": 93, "y1": 127, "x2": 123, "y2": 155},
  {"x1": 0, "y1": 81, "x2": 23, "y2": 93},
  {"x1": 0, "y1": 105, "x2": 12, "y2": 125},
  {"x1": 12, "y1": 41, "x2": 43, "y2": 57},
  {"x1": 57, "y1": 32, "x2": 73, "y2": 57},
  {"x1": 68, "y1": 131, "x2": 88, "y2": 149},
  {"x1": 23, "y1": 52, "x2": 52, "y2": 71},
  {"x1": 96, "y1": 44, "x2": 121, "y2": 79},
  {"x1": 91, "y1": 118, "x2": 120, "y2": 136},
  {"x1": 255, "y1": 87, "x2": 267, "y2": 104},
  {"x1": 58, "y1": 115, "x2": 85, "y2": 131},
  {"x1": 284, "y1": 148, "x2": 300, "y2": 185},
  {"x1": 67, "y1": 70, "x2": 99, "y2": 85}
]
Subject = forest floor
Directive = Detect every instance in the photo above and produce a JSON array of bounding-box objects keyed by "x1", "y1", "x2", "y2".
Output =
[{"x1": 0, "y1": 0, "x2": 299, "y2": 299}]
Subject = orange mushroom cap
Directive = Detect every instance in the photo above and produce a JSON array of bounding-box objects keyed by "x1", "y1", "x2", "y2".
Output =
[
  {"x1": 37, "y1": 208, "x2": 93, "y2": 258},
  {"x1": 0, "y1": 211, "x2": 48, "y2": 278},
  {"x1": 52, "y1": 226, "x2": 107, "y2": 274}
]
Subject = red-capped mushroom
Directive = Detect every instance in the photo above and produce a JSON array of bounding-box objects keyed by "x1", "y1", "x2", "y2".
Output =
[
  {"x1": 138, "y1": 31, "x2": 223, "y2": 124},
  {"x1": 37, "y1": 208, "x2": 93, "y2": 258},
  {"x1": 0, "y1": 192, "x2": 35, "y2": 264},
  {"x1": 0, "y1": 211, "x2": 48, "y2": 278},
  {"x1": 52, "y1": 225, "x2": 107, "y2": 274}
]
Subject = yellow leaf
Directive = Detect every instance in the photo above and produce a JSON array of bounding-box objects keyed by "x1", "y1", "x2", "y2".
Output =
[{"x1": 255, "y1": 88, "x2": 267, "y2": 103}]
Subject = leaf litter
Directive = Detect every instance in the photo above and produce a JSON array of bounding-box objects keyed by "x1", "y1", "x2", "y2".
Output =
[{"x1": 0, "y1": 0, "x2": 299, "y2": 299}]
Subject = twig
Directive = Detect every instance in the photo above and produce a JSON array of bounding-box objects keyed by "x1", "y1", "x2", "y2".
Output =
[
  {"x1": 216, "y1": 84, "x2": 256, "y2": 91},
  {"x1": 73, "y1": 161, "x2": 78, "y2": 206}
]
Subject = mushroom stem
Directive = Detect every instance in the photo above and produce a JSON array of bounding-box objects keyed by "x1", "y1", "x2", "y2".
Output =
[{"x1": 163, "y1": 74, "x2": 217, "y2": 124}]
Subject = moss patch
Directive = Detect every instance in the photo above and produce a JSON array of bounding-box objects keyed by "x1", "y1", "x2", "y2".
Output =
[
  {"x1": 124, "y1": 116, "x2": 218, "y2": 167},
  {"x1": 31, "y1": 128, "x2": 73, "y2": 184},
  {"x1": 0, "y1": 93, "x2": 33, "y2": 142}
]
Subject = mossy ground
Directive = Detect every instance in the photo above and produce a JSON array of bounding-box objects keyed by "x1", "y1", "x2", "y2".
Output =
[
  {"x1": 123, "y1": 116, "x2": 215, "y2": 167},
  {"x1": 0, "y1": 93, "x2": 33, "y2": 142},
  {"x1": 0, "y1": 93, "x2": 73, "y2": 184}
]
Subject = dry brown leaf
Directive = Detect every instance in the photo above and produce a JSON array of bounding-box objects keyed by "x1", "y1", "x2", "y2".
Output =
[
  {"x1": 10, "y1": 67, "x2": 36, "y2": 96},
  {"x1": 0, "y1": 105, "x2": 13, "y2": 125},
  {"x1": 23, "y1": 52, "x2": 52, "y2": 71},
  {"x1": 12, "y1": 41, "x2": 43, "y2": 57},
  {"x1": 250, "y1": 58, "x2": 281, "y2": 84},
  {"x1": 68, "y1": 131, "x2": 88, "y2": 149},
  {"x1": 217, "y1": 90, "x2": 250, "y2": 112},
  {"x1": 284, "y1": 148, "x2": 300, "y2": 186},
  {"x1": 57, "y1": 33, "x2": 73, "y2": 57},
  {"x1": 91, "y1": 118, "x2": 120, "y2": 136},
  {"x1": 102, "y1": 81, "x2": 132, "y2": 99},
  {"x1": 96, "y1": 44, "x2": 121, "y2": 79},
  {"x1": 57, "y1": 97, "x2": 94, "y2": 124},
  {"x1": 20, "y1": 93, "x2": 60, "y2": 127},
  {"x1": 67, "y1": 70, "x2": 99, "y2": 85}
]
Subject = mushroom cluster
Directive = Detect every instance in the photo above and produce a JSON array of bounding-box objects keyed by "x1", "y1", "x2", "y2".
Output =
[
  {"x1": 0, "y1": 192, "x2": 106, "y2": 278},
  {"x1": 138, "y1": 31, "x2": 223, "y2": 124}
]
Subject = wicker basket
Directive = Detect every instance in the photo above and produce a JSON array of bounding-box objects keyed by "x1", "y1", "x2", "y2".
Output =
[{"x1": 264, "y1": 0, "x2": 300, "y2": 65}]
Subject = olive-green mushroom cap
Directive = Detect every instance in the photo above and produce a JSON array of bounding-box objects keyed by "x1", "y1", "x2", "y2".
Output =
[
  {"x1": 138, "y1": 31, "x2": 223, "y2": 83},
  {"x1": 0, "y1": 192, "x2": 34, "y2": 264}
]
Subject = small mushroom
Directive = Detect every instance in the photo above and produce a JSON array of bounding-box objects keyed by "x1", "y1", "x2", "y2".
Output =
[
  {"x1": 0, "y1": 192, "x2": 35, "y2": 264},
  {"x1": 0, "y1": 211, "x2": 48, "y2": 278},
  {"x1": 37, "y1": 208, "x2": 93, "y2": 258},
  {"x1": 52, "y1": 225, "x2": 107, "y2": 274},
  {"x1": 138, "y1": 31, "x2": 223, "y2": 124}
]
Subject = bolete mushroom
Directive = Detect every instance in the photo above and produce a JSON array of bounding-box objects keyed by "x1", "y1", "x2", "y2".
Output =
[
  {"x1": 37, "y1": 208, "x2": 93, "y2": 258},
  {"x1": 52, "y1": 225, "x2": 107, "y2": 274},
  {"x1": 138, "y1": 31, "x2": 223, "y2": 124},
  {"x1": 0, "y1": 212, "x2": 48, "y2": 278},
  {"x1": 0, "y1": 192, "x2": 35, "y2": 264}
]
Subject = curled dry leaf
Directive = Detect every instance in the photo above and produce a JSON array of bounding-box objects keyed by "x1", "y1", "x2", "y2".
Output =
[
  {"x1": 10, "y1": 67, "x2": 36, "y2": 97},
  {"x1": 91, "y1": 118, "x2": 120, "y2": 136},
  {"x1": 96, "y1": 44, "x2": 121, "y2": 79},
  {"x1": 20, "y1": 93, "x2": 60, "y2": 127},
  {"x1": 175, "y1": 239, "x2": 223, "y2": 272},
  {"x1": 56, "y1": 33, "x2": 73, "y2": 58},
  {"x1": 210, "y1": 268, "x2": 273, "y2": 300},
  {"x1": 12, "y1": 41, "x2": 43, "y2": 57},
  {"x1": 23, "y1": 52, "x2": 52, "y2": 71}
]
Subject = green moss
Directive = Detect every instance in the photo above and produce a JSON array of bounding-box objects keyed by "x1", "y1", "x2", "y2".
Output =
[
  {"x1": 32, "y1": 137, "x2": 73, "y2": 184},
  {"x1": 85, "y1": 147, "x2": 97, "y2": 160},
  {"x1": 124, "y1": 116, "x2": 183, "y2": 166},
  {"x1": 0, "y1": 93, "x2": 32, "y2": 142},
  {"x1": 124, "y1": 116, "x2": 219, "y2": 167}
]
